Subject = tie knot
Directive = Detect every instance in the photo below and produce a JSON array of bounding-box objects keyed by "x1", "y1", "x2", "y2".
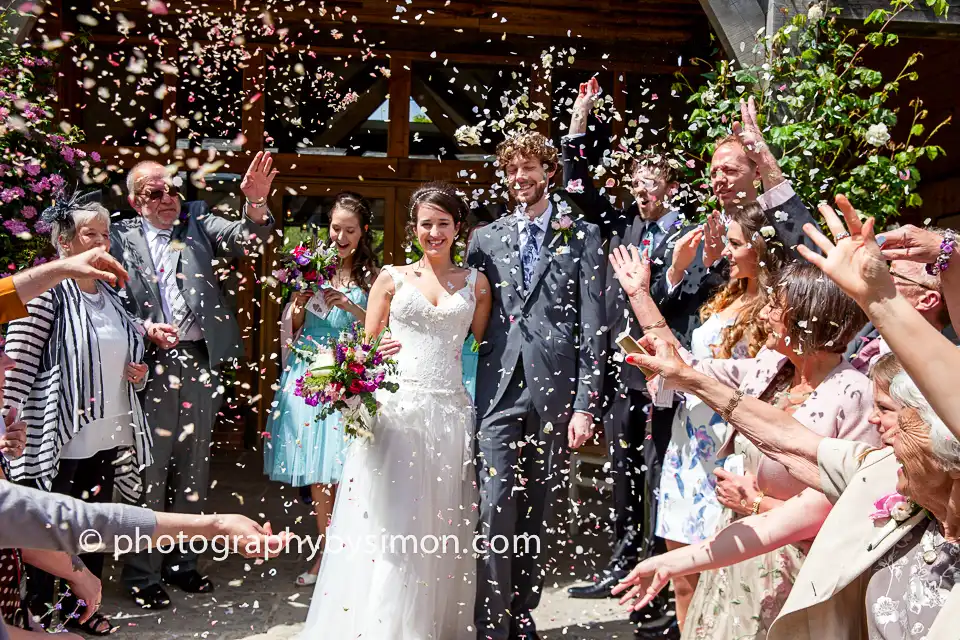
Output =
[
  {"x1": 527, "y1": 220, "x2": 542, "y2": 237},
  {"x1": 157, "y1": 229, "x2": 172, "y2": 241}
]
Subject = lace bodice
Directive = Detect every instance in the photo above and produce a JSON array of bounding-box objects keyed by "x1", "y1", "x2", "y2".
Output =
[{"x1": 383, "y1": 265, "x2": 477, "y2": 393}]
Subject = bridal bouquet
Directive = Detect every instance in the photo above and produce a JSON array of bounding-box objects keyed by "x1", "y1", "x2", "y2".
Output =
[
  {"x1": 269, "y1": 240, "x2": 339, "y2": 299},
  {"x1": 292, "y1": 323, "x2": 399, "y2": 440}
]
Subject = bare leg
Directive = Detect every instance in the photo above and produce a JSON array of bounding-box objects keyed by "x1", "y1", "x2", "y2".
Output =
[
  {"x1": 308, "y1": 483, "x2": 337, "y2": 574},
  {"x1": 664, "y1": 539, "x2": 699, "y2": 631}
]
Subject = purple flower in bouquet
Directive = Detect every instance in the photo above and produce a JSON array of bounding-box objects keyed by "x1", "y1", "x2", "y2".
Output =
[
  {"x1": 91, "y1": 152, "x2": 101, "y2": 162},
  {"x1": 60, "y1": 147, "x2": 75, "y2": 163},
  {"x1": 49, "y1": 174, "x2": 65, "y2": 191},
  {"x1": 272, "y1": 268, "x2": 289, "y2": 283}
]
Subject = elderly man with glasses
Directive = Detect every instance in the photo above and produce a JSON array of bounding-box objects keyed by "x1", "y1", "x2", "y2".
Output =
[
  {"x1": 847, "y1": 256, "x2": 955, "y2": 371},
  {"x1": 109, "y1": 153, "x2": 277, "y2": 610}
]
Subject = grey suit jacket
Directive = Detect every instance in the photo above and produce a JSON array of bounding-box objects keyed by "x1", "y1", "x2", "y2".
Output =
[
  {"x1": 109, "y1": 201, "x2": 274, "y2": 370},
  {"x1": 467, "y1": 212, "x2": 605, "y2": 425}
]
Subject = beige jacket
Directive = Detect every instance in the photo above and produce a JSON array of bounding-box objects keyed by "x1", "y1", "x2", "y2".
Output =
[{"x1": 768, "y1": 439, "x2": 960, "y2": 640}]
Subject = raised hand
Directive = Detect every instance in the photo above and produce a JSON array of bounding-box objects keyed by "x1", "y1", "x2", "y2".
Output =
[
  {"x1": 796, "y1": 194, "x2": 897, "y2": 307},
  {"x1": 610, "y1": 557, "x2": 672, "y2": 612},
  {"x1": 878, "y1": 224, "x2": 946, "y2": 264},
  {"x1": 731, "y1": 96, "x2": 769, "y2": 164},
  {"x1": 240, "y1": 151, "x2": 279, "y2": 204},
  {"x1": 703, "y1": 209, "x2": 725, "y2": 266},
  {"x1": 609, "y1": 244, "x2": 651, "y2": 298},
  {"x1": 670, "y1": 227, "x2": 704, "y2": 280},
  {"x1": 570, "y1": 77, "x2": 601, "y2": 136}
]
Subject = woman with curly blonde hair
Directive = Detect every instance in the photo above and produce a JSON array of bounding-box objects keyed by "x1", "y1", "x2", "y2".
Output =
[{"x1": 654, "y1": 202, "x2": 784, "y2": 629}]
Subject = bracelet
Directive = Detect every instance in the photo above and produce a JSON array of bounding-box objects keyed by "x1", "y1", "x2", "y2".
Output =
[
  {"x1": 246, "y1": 196, "x2": 267, "y2": 206},
  {"x1": 720, "y1": 389, "x2": 744, "y2": 422},
  {"x1": 926, "y1": 230, "x2": 956, "y2": 276},
  {"x1": 751, "y1": 492, "x2": 765, "y2": 515},
  {"x1": 642, "y1": 319, "x2": 666, "y2": 332}
]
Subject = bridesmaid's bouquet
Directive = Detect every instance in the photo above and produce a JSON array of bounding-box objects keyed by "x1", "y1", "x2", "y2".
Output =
[
  {"x1": 292, "y1": 323, "x2": 399, "y2": 441},
  {"x1": 268, "y1": 239, "x2": 339, "y2": 298}
]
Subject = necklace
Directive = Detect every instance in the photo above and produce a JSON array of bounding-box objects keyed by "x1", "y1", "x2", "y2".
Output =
[
  {"x1": 81, "y1": 288, "x2": 106, "y2": 311},
  {"x1": 921, "y1": 522, "x2": 946, "y2": 565}
]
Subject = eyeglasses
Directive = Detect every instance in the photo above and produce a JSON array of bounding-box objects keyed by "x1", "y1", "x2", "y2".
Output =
[
  {"x1": 139, "y1": 184, "x2": 181, "y2": 202},
  {"x1": 890, "y1": 269, "x2": 935, "y2": 291}
]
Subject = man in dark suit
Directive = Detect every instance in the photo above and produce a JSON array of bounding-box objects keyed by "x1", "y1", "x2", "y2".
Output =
[
  {"x1": 110, "y1": 153, "x2": 277, "y2": 609},
  {"x1": 561, "y1": 82, "x2": 819, "y2": 638}
]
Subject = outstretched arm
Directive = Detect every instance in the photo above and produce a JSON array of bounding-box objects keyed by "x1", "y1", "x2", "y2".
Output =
[
  {"x1": 612, "y1": 487, "x2": 831, "y2": 610},
  {"x1": 797, "y1": 197, "x2": 960, "y2": 443}
]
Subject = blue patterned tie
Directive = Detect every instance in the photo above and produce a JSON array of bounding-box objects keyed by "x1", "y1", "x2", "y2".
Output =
[{"x1": 521, "y1": 220, "x2": 543, "y2": 291}]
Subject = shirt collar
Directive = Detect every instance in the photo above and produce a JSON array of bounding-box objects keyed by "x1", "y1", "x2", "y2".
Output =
[
  {"x1": 653, "y1": 209, "x2": 681, "y2": 235},
  {"x1": 141, "y1": 217, "x2": 172, "y2": 241},
  {"x1": 516, "y1": 201, "x2": 553, "y2": 231}
]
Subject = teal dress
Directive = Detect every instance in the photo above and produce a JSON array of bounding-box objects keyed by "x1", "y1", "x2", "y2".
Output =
[
  {"x1": 462, "y1": 335, "x2": 478, "y2": 401},
  {"x1": 264, "y1": 287, "x2": 367, "y2": 486}
]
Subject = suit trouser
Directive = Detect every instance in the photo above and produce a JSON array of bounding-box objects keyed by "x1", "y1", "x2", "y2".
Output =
[
  {"x1": 604, "y1": 360, "x2": 676, "y2": 557},
  {"x1": 475, "y1": 364, "x2": 567, "y2": 640},
  {"x1": 122, "y1": 342, "x2": 221, "y2": 589},
  {"x1": 24, "y1": 447, "x2": 118, "y2": 626}
]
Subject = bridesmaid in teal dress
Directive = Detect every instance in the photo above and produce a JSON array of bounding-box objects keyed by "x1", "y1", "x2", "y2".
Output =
[
  {"x1": 461, "y1": 221, "x2": 488, "y2": 399},
  {"x1": 263, "y1": 192, "x2": 381, "y2": 585}
]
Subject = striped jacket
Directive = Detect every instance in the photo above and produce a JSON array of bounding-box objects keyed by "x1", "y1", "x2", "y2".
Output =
[{"x1": 1, "y1": 279, "x2": 152, "y2": 502}]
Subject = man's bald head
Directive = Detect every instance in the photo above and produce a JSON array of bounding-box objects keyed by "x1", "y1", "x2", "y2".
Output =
[
  {"x1": 127, "y1": 161, "x2": 181, "y2": 229},
  {"x1": 891, "y1": 259, "x2": 949, "y2": 329}
]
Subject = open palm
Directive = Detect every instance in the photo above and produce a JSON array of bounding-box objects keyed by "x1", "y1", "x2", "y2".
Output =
[
  {"x1": 796, "y1": 194, "x2": 897, "y2": 306},
  {"x1": 241, "y1": 151, "x2": 279, "y2": 202},
  {"x1": 609, "y1": 244, "x2": 651, "y2": 298}
]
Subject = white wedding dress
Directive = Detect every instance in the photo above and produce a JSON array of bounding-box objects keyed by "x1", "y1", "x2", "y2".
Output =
[{"x1": 298, "y1": 265, "x2": 479, "y2": 640}]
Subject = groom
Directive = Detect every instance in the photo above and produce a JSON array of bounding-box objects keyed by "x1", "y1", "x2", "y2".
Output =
[{"x1": 468, "y1": 132, "x2": 605, "y2": 640}]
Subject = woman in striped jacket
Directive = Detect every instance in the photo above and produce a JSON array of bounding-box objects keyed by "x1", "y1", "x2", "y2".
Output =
[{"x1": 1, "y1": 195, "x2": 158, "y2": 636}]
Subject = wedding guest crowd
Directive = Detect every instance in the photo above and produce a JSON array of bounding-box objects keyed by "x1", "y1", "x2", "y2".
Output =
[{"x1": 3, "y1": 67, "x2": 960, "y2": 640}]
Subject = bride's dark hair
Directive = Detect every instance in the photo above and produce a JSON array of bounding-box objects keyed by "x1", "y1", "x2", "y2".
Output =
[{"x1": 406, "y1": 181, "x2": 469, "y2": 260}]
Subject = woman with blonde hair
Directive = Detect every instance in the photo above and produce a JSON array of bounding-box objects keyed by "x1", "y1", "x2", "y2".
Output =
[{"x1": 654, "y1": 203, "x2": 784, "y2": 629}]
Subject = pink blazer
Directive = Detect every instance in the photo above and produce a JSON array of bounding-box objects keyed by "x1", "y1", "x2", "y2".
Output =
[{"x1": 674, "y1": 347, "x2": 880, "y2": 500}]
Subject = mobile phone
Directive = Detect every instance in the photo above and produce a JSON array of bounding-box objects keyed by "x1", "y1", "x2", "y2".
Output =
[{"x1": 615, "y1": 332, "x2": 657, "y2": 379}]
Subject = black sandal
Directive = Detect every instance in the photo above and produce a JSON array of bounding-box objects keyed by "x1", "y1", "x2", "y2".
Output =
[{"x1": 67, "y1": 611, "x2": 118, "y2": 636}]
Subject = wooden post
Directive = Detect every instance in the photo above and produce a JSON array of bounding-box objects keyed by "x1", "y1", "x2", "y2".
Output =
[
  {"x1": 387, "y1": 56, "x2": 412, "y2": 159},
  {"x1": 242, "y1": 49, "x2": 266, "y2": 151},
  {"x1": 530, "y1": 63, "x2": 553, "y2": 139},
  {"x1": 613, "y1": 73, "x2": 628, "y2": 140}
]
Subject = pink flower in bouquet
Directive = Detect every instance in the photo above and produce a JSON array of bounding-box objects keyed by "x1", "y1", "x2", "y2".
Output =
[
  {"x1": 348, "y1": 379, "x2": 366, "y2": 394},
  {"x1": 870, "y1": 492, "x2": 914, "y2": 522},
  {"x1": 272, "y1": 268, "x2": 289, "y2": 283},
  {"x1": 49, "y1": 174, "x2": 65, "y2": 190},
  {"x1": 347, "y1": 361, "x2": 365, "y2": 376},
  {"x1": 60, "y1": 147, "x2": 75, "y2": 163},
  {"x1": 91, "y1": 152, "x2": 101, "y2": 162},
  {"x1": 558, "y1": 215, "x2": 573, "y2": 230},
  {"x1": 303, "y1": 270, "x2": 318, "y2": 282}
]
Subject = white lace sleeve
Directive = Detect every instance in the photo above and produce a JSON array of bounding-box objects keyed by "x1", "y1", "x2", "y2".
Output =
[{"x1": 463, "y1": 268, "x2": 479, "y2": 303}]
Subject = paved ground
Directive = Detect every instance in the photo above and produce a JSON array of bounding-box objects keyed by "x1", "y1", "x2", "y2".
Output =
[{"x1": 95, "y1": 451, "x2": 644, "y2": 639}]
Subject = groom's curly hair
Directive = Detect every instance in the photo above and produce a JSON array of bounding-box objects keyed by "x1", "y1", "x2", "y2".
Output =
[{"x1": 495, "y1": 132, "x2": 559, "y2": 177}]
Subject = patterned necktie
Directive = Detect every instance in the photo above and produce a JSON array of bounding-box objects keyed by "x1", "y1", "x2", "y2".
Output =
[
  {"x1": 640, "y1": 221, "x2": 658, "y2": 255},
  {"x1": 156, "y1": 230, "x2": 196, "y2": 334},
  {"x1": 521, "y1": 220, "x2": 543, "y2": 291}
]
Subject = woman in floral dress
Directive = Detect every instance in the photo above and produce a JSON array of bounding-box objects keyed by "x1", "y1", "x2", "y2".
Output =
[{"x1": 654, "y1": 204, "x2": 782, "y2": 629}]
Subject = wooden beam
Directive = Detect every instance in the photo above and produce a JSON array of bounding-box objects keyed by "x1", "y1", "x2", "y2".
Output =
[
  {"x1": 241, "y1": 49, "x2": 265, "y2": 151},
  {"x1": 697, "y1": 0, "x2": 766, "y2": 68},
  {"x1": 314, "y1": 78, "x2": 389, "y2": 148},
  {"x1": 161, "y1": 43, "x2": 179, "y2": 150},
  {"x1": 388, "y1": 57, "x2": 412, "y2": 158},
  {"x1": 530, "y1": 63, "x2": 553, "y2": 139},
  {"x1": 410, "y1": 75, "x2": 481, "y2": 151},
  {"x1": 84, "y1": 34, "x2": 696, "y2": 75}
]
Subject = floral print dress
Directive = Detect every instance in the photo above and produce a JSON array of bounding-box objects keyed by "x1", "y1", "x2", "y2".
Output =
[
  {"x1": 656, "y1": 313, "x2": 748, "y2": 544},
  {"x1": 866, "y1": 517, "x2": 960, "y2": 639}
]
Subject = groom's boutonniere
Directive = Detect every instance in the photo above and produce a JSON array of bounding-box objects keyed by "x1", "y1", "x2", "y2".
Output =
[
  {"x1": 866, "y1": 492, "x2": 925, "y2": 552},
  {"x1": 550, "y1": 201, "x2": 579, "y2": 253}
]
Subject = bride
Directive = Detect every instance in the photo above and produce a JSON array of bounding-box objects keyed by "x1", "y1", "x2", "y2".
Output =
[{"x1": 298, "y1": 182, "x2": 492, "y2": 639}]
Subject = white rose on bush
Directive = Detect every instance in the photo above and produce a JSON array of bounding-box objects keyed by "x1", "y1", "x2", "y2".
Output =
[{"x1": 865, "y1": 123, "x2": 891, "y2": 147}]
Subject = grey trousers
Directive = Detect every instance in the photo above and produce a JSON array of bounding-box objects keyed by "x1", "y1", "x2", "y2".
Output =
[
  {"x1": 475, "y1": 365, "x2": 567, "y2": 640},
  {"x1": 122, "y1": 342, "x2": 222, "y2": 589}
]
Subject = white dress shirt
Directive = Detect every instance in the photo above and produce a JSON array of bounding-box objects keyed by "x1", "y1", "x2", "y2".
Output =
[
  {"x1": 516, "y1": 201, "x2": 553, "y2": 248},
  {"x1": 141, "y1": 219, "x2": 204, "y2": 342}
]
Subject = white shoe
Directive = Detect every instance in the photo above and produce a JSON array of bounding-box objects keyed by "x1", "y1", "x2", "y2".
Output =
[{"x1": 295, "y1": 571, "x2": 318, "y2": 587}]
